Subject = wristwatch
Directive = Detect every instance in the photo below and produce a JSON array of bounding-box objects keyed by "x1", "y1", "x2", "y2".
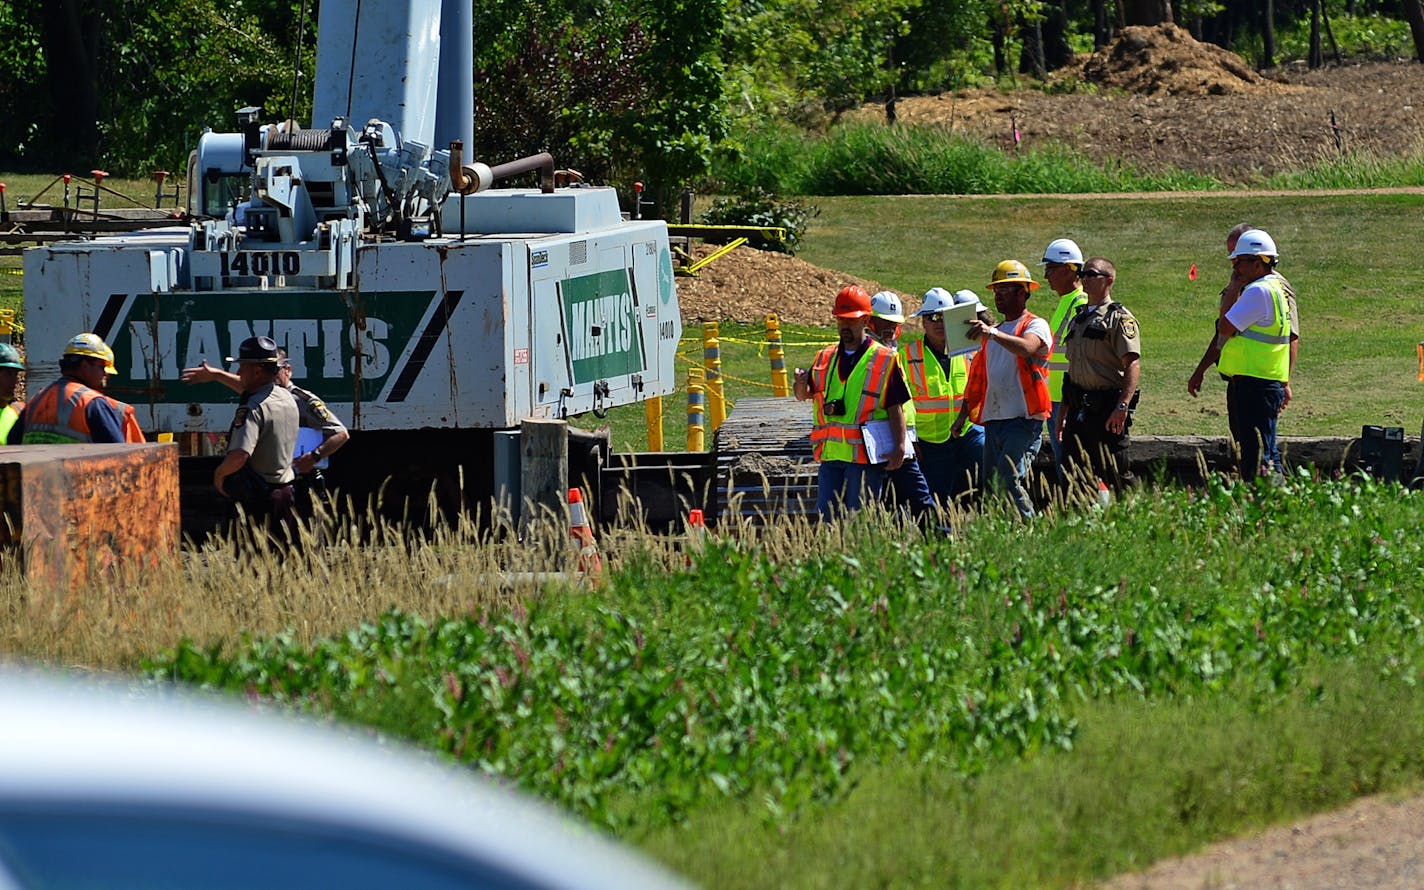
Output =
[{"x1": 1115, "y1": 402, "x2": 1129, "y2": 411}]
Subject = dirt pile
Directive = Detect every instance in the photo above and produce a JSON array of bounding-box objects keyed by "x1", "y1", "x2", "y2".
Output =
[
  {"x1": 674, "y1": 244, "x2": 908, "y2": 326},
  {"x1": 1072, "y1": 23, "x2": 1270, "y2": 96}
]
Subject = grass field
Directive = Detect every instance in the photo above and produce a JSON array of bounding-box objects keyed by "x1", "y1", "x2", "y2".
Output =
[{"x1": 577, "y1": 190, "x2": 1424, "y2": 447}]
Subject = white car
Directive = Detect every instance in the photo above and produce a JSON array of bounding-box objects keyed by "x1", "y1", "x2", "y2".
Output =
[{"x1": 0, "y1": 669, "x2": 692, "y2": 890}]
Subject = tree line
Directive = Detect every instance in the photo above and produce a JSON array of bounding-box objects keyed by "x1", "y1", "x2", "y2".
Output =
[{"x1": 2, "y1": 0, "x2": 1421, "y2": 211}]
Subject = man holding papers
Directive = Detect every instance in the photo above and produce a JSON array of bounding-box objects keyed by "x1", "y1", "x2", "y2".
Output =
[
  {"x1": 952, "y1": 260, "x2": 1053, "y2": 519},
  {"x1": 794, "y1": 285, "x2": 912, "y2": 521}
]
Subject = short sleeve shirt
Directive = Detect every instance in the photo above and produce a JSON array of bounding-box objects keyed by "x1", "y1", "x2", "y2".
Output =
[
  {"x1": 1222, "y1": 272, "x2": 1298, "y2": 336},
  {"x1": 227, "y1": 382, "x2": 299, "y2": 484},
  {"x1": 288, "y1": 383, "x2": 347, "y2": 437},
  {"x1": 833, "y1": 337, "x2": 911, "y2": 410},
  {"x1": 982, "y1": 314, "x2": 1052, "y2": 422},
  {"x1": 1225, "y1": 274, "x2": 1287, "y2": 333},
  {"x1": 1064, "y1": 300, "x2": 1141, "y2": 390}
]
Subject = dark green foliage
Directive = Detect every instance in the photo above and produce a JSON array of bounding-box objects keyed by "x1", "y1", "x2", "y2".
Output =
[
  {"x1": 698, "y1": 188, "x2": 817, "y2": 253},
  {"x1": 148, "y1": 476, "x2": 1424, "y2": 835},
  {"x1": 470, "y1": 0, "x2": 726, "y2": 216}
]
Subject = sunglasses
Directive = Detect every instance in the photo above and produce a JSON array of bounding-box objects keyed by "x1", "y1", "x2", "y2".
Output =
[
  {"x1": 924, "y1": 312, "x2": 944, "y2": 323},
  {"x1": 1080, "y1": 269, "x2": 1109, "y2": 279}
]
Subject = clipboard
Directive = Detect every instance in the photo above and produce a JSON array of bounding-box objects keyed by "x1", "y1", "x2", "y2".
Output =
[
  {"x1": 861, "y1": 419, "x2": 916, "y2": 465},
  {"x1": 929, "y1": 300, "x2": 984, "y2": 358}
]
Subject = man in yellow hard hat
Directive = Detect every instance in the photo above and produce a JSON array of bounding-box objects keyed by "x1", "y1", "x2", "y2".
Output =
[
  {"x1": 0, "y1": 343, "x2": 25, "y2": 445},
  {"x1": 952, "y1": 260, "x2": 1052, "y2": 518},
  {"x1": 12, "y1": 333, "x2": 145, "y2": 445}
]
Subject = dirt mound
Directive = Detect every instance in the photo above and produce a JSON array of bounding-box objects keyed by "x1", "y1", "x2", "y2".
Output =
[
  {"x1": 675, "y1": 244, "x2": 911, "y2": 327},
  {"x1": 1072, "y1": 23, "x2": 1269, "y2": 96}
]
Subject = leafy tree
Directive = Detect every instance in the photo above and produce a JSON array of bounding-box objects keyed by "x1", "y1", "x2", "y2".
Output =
[{"x1": 471, "y1": 0, "x2": 727, "y2": 218}]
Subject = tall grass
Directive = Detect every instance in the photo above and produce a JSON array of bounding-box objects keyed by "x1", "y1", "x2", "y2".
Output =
[
  {"x1": 715, "y1": 120, "x2": 1424, "y2": 196},
  {"x1": 17, "y1": 475, "x2": 1407, "y2": 887},
  {"x1": 717, "y1": 121, "x2": 1221, "y2": 195}
]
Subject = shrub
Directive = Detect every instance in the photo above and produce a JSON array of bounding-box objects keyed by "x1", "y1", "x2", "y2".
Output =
[{"x1": 699, "y1": 187, "x2": 818, "y2": 254}]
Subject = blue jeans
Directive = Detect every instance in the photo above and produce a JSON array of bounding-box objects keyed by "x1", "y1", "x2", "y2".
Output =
[
  {"x1": 883, "y1": 456, "x2": 941, "y2": 530},
  {"x1": 1226, "y1": 376, "x2": 1286, "y2": 481},
  {"x1": 983, "y1": 417, "x2": 1044, "y2": 519},
  {"x1": 817, "y1": 460, "x2": 886, "y2": 521},
  {"x1": 918, "y1": 425, "x2": 985, "y2": 504}
]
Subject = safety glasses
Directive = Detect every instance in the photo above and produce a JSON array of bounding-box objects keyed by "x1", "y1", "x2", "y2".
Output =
[
  {"x1": 1080, "y1": 269, "x2": 1109, "y2": 279},
  {"x1": 924, "y1": 312, "x2": 944, "y2": 323}
]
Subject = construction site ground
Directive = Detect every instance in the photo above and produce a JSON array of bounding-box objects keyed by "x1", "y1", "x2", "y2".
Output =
[{"x1": 681, "y1": 27, "x2": 1424, "y2": 890}]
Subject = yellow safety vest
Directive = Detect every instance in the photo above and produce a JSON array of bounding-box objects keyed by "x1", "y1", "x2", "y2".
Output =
[
  {"x1": 901, "y1": 340, "x2": 968, "y2": 444},
  {"x1": 810, "y1": 342, "x2": 895, "y2": 463},
  {"x1": 1219, "y1": 275, "x2": 1290, "y2": 382},
  {"x1": 1046, "y1": 286, "x2": 1086, "y2": 401},
  {"x1": 0, "y1": 402, "x2": 20, "y2": 445}
]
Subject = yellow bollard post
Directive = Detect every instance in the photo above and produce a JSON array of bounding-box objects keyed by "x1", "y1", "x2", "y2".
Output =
[
  {"x1": 644, "y1": 396, "x2": 664, "y2": 452},
  {"x1": 686, "y1": 368, "x2": 706, "y2": 451},
  {"x1": 702, "y1": 322, "x2": 726, "y2": 433},
  {"x1": 765, "y1": 313, "x2": 789, "y2": 397}
]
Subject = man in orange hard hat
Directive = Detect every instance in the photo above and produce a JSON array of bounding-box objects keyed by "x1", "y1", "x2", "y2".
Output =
[
  {"x1": 794, "y1": 285, "x2": 912, "y2": 520},
  {"x1": 12, "y1": 333, "x2": 145, "y2": 445}
]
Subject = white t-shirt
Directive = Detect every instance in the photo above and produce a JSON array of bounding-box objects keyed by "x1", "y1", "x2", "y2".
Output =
[
  {"x1": 1225, "y1": 278, "x2": 1282, "y2": 332},
  {"x1": 982, "y1": 314, "x2": 1052, "y2": 422}
]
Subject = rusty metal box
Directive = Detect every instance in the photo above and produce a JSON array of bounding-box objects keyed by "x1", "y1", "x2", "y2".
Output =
[{"x1": 0, "y1": 443, "x2": 179, "y2": 592}]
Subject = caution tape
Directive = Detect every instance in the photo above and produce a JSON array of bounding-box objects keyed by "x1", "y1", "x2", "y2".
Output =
[{"x1": 673, "y1": 350, "x2": 775, "y2": 391}]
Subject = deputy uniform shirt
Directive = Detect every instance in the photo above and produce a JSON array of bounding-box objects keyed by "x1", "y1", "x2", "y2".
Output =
[
  {"x1": 288, "y1": 383, "x2": 346, "y2": 438},
  {"x1": 227, "y1": 382, "x2": 299, "y2": 485},
  {"x1": 1064, "y1": 299, "x2": 1142, "y2": 390}
]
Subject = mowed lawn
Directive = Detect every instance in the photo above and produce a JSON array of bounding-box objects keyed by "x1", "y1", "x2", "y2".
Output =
[{"x1": 795, "y1": 191, "x2": 1424, "y2": 438}]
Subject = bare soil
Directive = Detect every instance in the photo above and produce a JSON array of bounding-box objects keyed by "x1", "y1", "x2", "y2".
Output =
[{"x1": 681, "y1": 27, "x2": 1424, "y2": 888}]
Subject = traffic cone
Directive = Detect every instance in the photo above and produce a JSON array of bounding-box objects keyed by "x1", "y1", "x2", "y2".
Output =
[
  {"x1": 568, "y1": 487, "x2": 603, "y2": 583},
  {"x1": 1095, "y1": 479, "x2": 1112, "y2": 509},
  {"x1": 685, "y1": 508, "x2": 706, "y2": 565}
]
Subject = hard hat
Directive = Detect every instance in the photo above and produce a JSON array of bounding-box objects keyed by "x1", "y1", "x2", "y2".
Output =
[
  {"x1": 952, "y1": 288, "x2": 988, "y2": 313},
  {"x1": 63, "y1": 332, "x2": 118, "y2": 374},
  {"x1": 1040, "y1": 238, "x2": 1083, "y2": 266},
  {"x1": 1229, "y1": 228, "x2": 1278, "y2": 259},
  {"x1": 832, "y1": 285, "x2": 872, "y2": 319},
  {"x1": 869, "y1": 291, "x2": 905, "y2": 323},
  {"x1": 913, "y1": 287, "x2": 954, "y2": 317},
  {"x1": 988, "y1": 260, "x2": 1039, "y2": 291},
  {"x1": 0, "y1": 343, "x2": 22, "y2": 370}
]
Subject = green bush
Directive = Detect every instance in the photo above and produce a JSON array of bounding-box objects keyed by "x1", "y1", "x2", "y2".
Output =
[{"x1": 698, "y1": 187, "x2": 818, "y2": 253}]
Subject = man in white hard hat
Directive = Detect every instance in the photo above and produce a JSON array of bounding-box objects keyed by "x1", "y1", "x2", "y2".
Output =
[
  {"x1": 1040, "y1": 237, "x2": 1089, "y2": 481},
  {"x1": 905, "y1": 287, "x2": 985, "y2": 504},
  {"x1": 1187, "y1": 222, "x2": 1299, "y2": 404},
  {"x1": 953, "y1": 260, "x2": 1052, "y2": 519},
  {"x1": 1213, "y1": 229, "x2": 1292, "y2": 481},
  {"x1": 12, "y1": 333, "x2": 145, "y2": 445},
  {"x1": 867, "y1": 291, "x2": 942, "y2": 529}
]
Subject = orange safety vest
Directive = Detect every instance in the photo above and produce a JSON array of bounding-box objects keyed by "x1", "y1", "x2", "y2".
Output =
[
  {"x1": 961, "y1": 313, "x2": 1052, "y2": 423},
  {"x1": 20, "y1": 379, "x2": 146, "y2": 445},
  {"x1": 808, "y1": 340, "x2": 896, "y2": 463}
]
